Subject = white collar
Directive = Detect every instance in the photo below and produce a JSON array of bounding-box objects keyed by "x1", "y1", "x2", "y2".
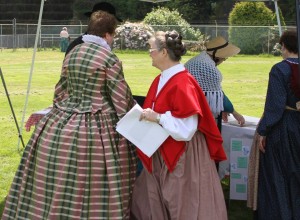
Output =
[
  {"x1": 157, "y1": 64, "x2": 185, "y2": 95},
  {"x1": 82, "y1": 34, "x2": 111, "y2": 51},
  {"x1": 161, "y1": 64, "x2": 185, "y2": 79}
]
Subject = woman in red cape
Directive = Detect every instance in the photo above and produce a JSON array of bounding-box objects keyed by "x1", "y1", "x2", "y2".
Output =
[{"x1": 130, "y1": 30, "x2": 228, "y2": 220}]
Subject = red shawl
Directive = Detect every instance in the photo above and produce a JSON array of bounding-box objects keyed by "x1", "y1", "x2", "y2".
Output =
[{"x1": 137, "y1": 70, "x2": 226, "y2": 173}]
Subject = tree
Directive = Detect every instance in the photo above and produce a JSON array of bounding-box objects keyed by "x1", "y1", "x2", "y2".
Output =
[
  {"x1": 228, "y1": 2, "x2": 284, "y2": 54},
  {"x1": 72, "y1": 0, "x2": 93, "y2": 21},
  {"x1": 211, "y1": 0, "x2": 236, "y2": 23},
  {"x1": 165, "y1": 0, "x2": 213, "y2": 23},
  {"x1": 0, "y1": 0, "x2": 74, "y2": 22},
  {"x1": 83, "y1": 0, "x2": 154, "y2": 22}
]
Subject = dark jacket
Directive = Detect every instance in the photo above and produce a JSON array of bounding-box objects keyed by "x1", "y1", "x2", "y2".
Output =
[{"x1": 65, "y1": 34, "x2": 85, "y2": 56}]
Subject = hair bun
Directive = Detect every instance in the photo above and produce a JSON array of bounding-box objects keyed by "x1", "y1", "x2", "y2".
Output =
[{"x1": 165, "y1": 31, "x2": 186, "y2": 57}]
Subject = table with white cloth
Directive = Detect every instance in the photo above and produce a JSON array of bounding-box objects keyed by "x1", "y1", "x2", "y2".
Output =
[{"x1": 219, "y1": 115, "x2": 260, "y2": 200}]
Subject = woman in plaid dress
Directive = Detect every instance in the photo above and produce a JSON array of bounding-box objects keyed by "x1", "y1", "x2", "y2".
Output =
[{"x1": 2, "y1": 11, "x2": 137, "y2": 220}]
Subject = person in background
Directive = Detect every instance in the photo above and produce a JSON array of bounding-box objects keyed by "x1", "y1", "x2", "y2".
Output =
[
  {"x1": 185, "y1": 36, "x2": 245, "y2": 131},
  {"x1": 2, "y1": 11, "x2": 137, "y2": 220},
  {"x1": 255, "y1": 30, "x2": 300, "y2": 220},
  {"x1": 65, "y1": 1, "x2": 122, "y2": 55},
  {"x1": 59, "y1": 27, "x2": 69, "y2": 52},
  {"x1": 130, "y1": 30, "x2": 228, "y2": 220}
]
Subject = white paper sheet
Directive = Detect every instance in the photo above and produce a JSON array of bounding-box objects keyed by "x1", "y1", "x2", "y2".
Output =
[{"x1": 116, "y1": 104, "x2": 169, "y2": 157}]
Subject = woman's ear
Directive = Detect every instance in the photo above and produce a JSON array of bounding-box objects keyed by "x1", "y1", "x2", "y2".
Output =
[
  {"x1": 162, "y1": 48, "x2": 168, "y2": 56},
  {"x1": 103, "y1": 33, "x2": 110, "y2": 40}
]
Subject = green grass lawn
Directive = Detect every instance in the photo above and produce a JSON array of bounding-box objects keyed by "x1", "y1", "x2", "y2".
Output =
[{"x1": 0, "y1": 48, "x2": 281, "y2": 218}]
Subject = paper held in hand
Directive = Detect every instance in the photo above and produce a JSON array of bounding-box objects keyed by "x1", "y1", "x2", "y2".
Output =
[{"x1": 116, "y1": 104, "x2": 169, "y2": 157}]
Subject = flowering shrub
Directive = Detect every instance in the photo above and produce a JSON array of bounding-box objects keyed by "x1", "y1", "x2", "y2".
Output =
[
  {"x1": 112, "y1": 20, "x2": 203, "y2": 52},
  {"x1": 272, "y1": 43, "x2": 282, "y2": 56},
  {"x1": 113, "y1": 22, "x2": 154, "y2": 50},
  {"x1": 113, "y1": 7, "x2": 204, "y2": 51}
]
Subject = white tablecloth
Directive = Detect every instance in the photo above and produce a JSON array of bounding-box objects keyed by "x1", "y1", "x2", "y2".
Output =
[
  {"x1": 219, "y1": 115, "x2": 260, "y2": 200},
  {"x1": 219, "y1": 115, "x2": 259, "y2": 178}
]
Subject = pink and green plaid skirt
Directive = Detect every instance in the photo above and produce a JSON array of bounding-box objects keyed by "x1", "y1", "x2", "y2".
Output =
[{"x1": 2, "y1": 108, "x2": 137, "y2": 219}]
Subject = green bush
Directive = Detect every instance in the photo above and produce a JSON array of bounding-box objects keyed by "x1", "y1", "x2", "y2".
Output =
[
  {"x1": 228, "y1": 2, "x2": 284, "y2": 54},
  {"x1": 143, "y1": 7, "x2": 203, "y2": 42}
]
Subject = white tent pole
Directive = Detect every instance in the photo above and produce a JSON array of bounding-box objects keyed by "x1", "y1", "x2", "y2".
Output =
[
  {"x1": 274, "y1": 0, "x2": 282, "y2": 36},
  {"x1": 17, "y1": 0, "x2": 46, "y2": 151}
]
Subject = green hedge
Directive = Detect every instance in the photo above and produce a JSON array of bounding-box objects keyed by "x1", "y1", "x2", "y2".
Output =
[{"x1": 228, "y1": 2, "x2": 285, "y2": 54}]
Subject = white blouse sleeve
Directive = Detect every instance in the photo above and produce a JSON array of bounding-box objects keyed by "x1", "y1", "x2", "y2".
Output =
[{"x1": 159, "y1": 111, "x2": 198, "y2": 141}]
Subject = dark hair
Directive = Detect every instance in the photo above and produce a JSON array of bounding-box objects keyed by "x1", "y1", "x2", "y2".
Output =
[
  {"x1": 153, "y1": 30, "x2": 186, "y2": 61},
  {"x1": 279, "y1": 30, "x2": 298, "y2": 54},
  {"x1": 87, "y1": 11, "x2": 117, "y2": 38}
]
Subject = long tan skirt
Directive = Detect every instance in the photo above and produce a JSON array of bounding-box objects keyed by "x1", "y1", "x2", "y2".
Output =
[
  {"x1": 247, "y1": 132, "x2": 260, "y2": 210},
  {"x1": 130, "y1": 131, "x2": 227, "y2": 220}
]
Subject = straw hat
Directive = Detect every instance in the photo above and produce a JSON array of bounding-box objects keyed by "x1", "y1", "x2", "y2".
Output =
[
  {"x1": 205, "y1": 36, "x2": 240, "y2": 58},
  {"x1": 84, "y1": 2, "x2": 122, "y2": 22}
]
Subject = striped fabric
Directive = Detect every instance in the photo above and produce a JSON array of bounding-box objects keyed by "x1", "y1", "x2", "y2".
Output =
[{"x1": 2, "y1": 42, "x2": 137, "y2": 220}]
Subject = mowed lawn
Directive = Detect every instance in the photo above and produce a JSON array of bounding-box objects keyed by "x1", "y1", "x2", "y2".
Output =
[{"x1": 0, "y1": 48, "x2": 281, "y2": 218}]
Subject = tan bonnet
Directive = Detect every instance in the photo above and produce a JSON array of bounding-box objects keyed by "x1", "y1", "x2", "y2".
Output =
[{"x1": 206, "y1": 36, "x2": 240, "y2": 58}]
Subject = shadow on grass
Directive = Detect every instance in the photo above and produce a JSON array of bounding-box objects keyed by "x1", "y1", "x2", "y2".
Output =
[
  {"x1": 222, "y1": 181, "x2": 254, "y2": 220},
  {"x1": 0, "y1": 198, "x2": 6, "y2": 218},
  {"x1": 227, "y1": 200, "x2": 253, "y2": 220}
]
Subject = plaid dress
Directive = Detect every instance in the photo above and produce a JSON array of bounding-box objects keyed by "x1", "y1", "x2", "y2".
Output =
[{"x1": 2, "y1": 42, "x2": 137, "y2": 220}]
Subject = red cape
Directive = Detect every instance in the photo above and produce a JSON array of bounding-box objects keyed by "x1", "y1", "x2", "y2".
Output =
[{"x1": 137, "y1": 70, "x2": 226, "y2": 172}]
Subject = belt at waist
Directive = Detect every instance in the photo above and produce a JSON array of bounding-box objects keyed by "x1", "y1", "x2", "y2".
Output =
[{"x1": 285, "y1": 106, "x2": 300, "y2": 111}]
